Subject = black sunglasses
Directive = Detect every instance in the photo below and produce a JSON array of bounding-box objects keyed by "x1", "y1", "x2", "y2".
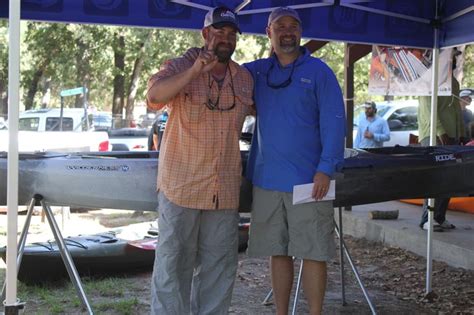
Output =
[
  {"x1": 206, "y1": 66, "x2": 236, "y2": 111},
  {"x1": 266, "y1": 60, "x2": 296, "y2": 89}
]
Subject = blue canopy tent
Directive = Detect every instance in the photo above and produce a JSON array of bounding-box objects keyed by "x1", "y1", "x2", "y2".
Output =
[
  {"x1": 1, "y1": 0, "x2": 473, "y2": 47},
  {"x1": 3, "y1": 0, "x2": 474, "y2": 313}
]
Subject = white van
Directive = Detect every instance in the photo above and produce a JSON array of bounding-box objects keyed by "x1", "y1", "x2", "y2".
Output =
[
  {"x1": 0, "y1": 108, "x2": 110, "y2": 152},
  {"x1": 19, "y1": 108, "x2": 93, "y2": 132}
]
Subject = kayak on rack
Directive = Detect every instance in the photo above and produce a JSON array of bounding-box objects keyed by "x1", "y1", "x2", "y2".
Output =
[{"x1": 2, "y1": 145, "x2": 474, "y2": 210}]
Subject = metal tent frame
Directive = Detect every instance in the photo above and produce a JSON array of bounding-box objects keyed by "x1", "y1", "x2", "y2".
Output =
[{"x1": 4, "y1": 0, "x2": 474, "y2": 313}]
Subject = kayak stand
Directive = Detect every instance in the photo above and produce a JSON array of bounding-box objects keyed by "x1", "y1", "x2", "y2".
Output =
[
  {"x1": 261, "y1": 207, "x2": 376, "y2": 315},
  {"x1": 1, "y1": 194, "x2": 93, "y2": 315}
]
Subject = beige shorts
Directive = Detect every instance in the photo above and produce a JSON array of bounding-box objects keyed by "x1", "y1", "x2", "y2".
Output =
[{"x1": 248, "y1": 186, "x2": 336, "y2": 261}]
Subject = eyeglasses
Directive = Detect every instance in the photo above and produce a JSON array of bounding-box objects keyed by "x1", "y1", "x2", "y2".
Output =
[
  {"x1": 266, "y1": 60, "x2": 296, "y2": 89},
  {"x1": 206, "y1": 65, "x2": 236, "y2": 111}
]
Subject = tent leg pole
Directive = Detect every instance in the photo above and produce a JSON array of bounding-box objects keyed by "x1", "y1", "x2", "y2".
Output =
[
  {"x1": 338, "y1": 207, "x2": 347, "y2": 305},
  {"x1": 426, "y1": 200, "x2": 435, "y2": 294},
  {"x1": 426, "y1": 0, "x2": 440, "y2": 294},
  {"x1": 291, "y1": 260, "x2": 304, "y2": 315},
  {"x1": 262, "y1": 289, "x2": 273, "y2": 305},
  {"x1": 1, "y1": 198, "x2": 36, "y2": 307},
  {"x1": 334, "y1": 224, "x2": 377, "y2": 315},
  {"x1": 40, "y1": 198, "x2": 93, "y2": 314}
]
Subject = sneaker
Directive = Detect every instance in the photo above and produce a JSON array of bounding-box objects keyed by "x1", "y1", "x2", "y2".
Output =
[
  {"x1": 422, "y1": 222, "x2": 444, "y2": 232},
  {"x1": 439, "y1": 220, "x2": 456, "y2": 229}
]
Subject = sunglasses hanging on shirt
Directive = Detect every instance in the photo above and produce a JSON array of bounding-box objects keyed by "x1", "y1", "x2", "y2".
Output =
[
  {"x1": 266, "y1": 59, "x2": 296, "y2": 89},
  {"x1": 206, "y1": 64, "x2": 236, "y2": 111}
]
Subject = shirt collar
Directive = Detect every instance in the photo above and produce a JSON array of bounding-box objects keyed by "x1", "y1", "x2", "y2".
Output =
[{"x1": 270, "y1": 46, "x2": 310, "y2": 68}]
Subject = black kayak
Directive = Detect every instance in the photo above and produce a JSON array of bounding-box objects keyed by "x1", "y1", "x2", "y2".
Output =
[
  {"x1": 0, "y1": 232, "x2": 156, "y2": 284},
  {"x1": 0, "y1": 217, "x2": 250, "y2": 284},
  {"x1": 335, "y1": 145, "x2": 474, "y2": 206}
]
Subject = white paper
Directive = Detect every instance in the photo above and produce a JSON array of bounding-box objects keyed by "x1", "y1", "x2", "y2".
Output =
[{"x1": 292, "y1": 180, "x2": 336, "y2": 205}]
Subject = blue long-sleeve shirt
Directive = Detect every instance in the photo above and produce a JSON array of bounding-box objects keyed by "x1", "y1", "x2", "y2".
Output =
[
  {"x1": 354, "y1": 115, "x2": 390, "y2": 148},
  {"x1": 244, "y1": 47, "x2": 346, "y2": 193}
]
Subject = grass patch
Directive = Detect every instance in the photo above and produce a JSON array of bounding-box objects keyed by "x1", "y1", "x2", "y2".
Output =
[
  {"x1": 95, "y1": 297, "x2": 140, "y2": 314},
  {"x1": 0, "y1": 270, "x2": 148, "y2": 314},
  {"x1": 20, "y1": 283, "x2": 77, "y2": 314},
  {"x1": 85, "y1": 277, "x2": 125, "y2": 297},
  {"x1": 9, "y1": 275, "x2": 142, "y2": 314}
]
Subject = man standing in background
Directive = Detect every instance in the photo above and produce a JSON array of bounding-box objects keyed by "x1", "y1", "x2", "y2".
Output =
[
  {"x1": 418, "y1": 76, "x2": 463, "y2": 231},
  {"x1": 354, "y1": 101, "x2": 391, "y2": 149}
]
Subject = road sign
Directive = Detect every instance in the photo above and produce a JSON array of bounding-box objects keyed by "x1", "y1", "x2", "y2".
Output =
[{"x1": 60, "y1": 87, "x2": 87, "y2": 97}]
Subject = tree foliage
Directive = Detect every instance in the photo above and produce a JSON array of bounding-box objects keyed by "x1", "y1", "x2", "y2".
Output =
[{"x1": 0, "y1": 21, "x2": 472, "y2": 120}]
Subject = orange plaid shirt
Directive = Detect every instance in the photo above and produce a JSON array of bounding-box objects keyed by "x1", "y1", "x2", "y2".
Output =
[{"x1": 148, "y1": 48, "x2": 254, "y2": 210}]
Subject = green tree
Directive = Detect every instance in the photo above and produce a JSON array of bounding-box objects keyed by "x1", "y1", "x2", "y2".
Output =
[
  {"x1": 2, "y1": 20, "x2": 470, "y2": 125},
  {"x1": 462, "y1": 45, "x2": 473, "y2": 88}
]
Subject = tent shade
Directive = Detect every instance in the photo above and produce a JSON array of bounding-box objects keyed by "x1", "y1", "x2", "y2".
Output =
[{"x1": 0, "y1": 0, "x2": 473, "y2": 48}]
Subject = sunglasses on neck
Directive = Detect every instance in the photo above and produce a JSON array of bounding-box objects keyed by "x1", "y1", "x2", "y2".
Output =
[
  {"x1": 206, "y1": 64, "x2": 236, "y2": 111},
  {"x1": 266, "y1": 60, "x2": 296, "y2": 89}
]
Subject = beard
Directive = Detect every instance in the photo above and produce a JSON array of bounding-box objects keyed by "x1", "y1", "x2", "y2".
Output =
[
  {"x1": 278, "y1": 36, "x2": 299, "y2": 53},
  {"x1": 214, "y1": 43, "x2": 235, "y2": 63}
]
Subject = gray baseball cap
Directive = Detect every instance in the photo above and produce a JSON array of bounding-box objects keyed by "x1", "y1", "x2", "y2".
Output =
[
  {"x1": 268, "y1": 7, "x2": 302, "y2": 26},
  {"x1": 363, "y1": 101, "x2": 377, "y2": 110},
  {"x1": 204, "y1": 6, "x2": 241, "y2": 34},
  {"x1": 460, "y1": 90, "x2": 472, "y2": 98}
]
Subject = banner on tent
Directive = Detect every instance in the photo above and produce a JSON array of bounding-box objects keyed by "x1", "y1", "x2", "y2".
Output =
[{"x1": 368, "y1": 46, "x2": 453, "y2": 96}]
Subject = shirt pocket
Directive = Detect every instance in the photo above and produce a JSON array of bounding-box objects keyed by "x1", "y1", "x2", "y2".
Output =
[
  {"x1": 235, "y1": 86, "x2": 254, "y2": 113},
  {"x1": 282, "y1": 82, "x2": 317, "y2": 126},
  {"x1": 183, "y1": 91, "x2": 207, "y2": 123}
]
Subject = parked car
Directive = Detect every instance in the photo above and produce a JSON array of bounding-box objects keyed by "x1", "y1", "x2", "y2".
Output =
[
  {"x1": 108, "y1": 128, "x2": 149, "y2": 151},
  {"x1": 137, "y1": 113, "x2": 156, "y2": 129},
  {"x1": 1, "y1": 108, "x2": 111, "y2": 152},
  {"x1": 353, "y1": 100, "x2": 419, "y2": 147},
  {"x1": 92, "y1": 112, "x2": 113, "y2": 131},
  {"x1": 462, "y1": 88, "x2": 474, "y2": 111},
  {"x1": 19, "y1": 108, "x2": 93, "y2": 132}
]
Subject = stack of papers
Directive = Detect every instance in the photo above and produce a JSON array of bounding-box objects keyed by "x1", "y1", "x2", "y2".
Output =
[{"x1": 293, "y1": 180, "x2": 336, "y2": 205}]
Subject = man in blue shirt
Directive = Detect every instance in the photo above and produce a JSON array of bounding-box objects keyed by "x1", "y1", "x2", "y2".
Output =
[
  {"x1": 354, "y1": 101, "x2": 390, "y2": 148},
  {"x1": 244, "y1": 7, "x2": 346, "y2": 315}
]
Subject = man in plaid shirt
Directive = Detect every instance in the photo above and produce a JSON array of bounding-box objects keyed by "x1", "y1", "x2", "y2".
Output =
[{"x1": 147, "y1": 6, "x2": 254, "y2": 314}]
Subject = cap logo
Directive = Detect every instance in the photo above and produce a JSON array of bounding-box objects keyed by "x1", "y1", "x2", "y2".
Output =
[{"x1": 220, "y1": 10, "x2": 235, "y2": 19}]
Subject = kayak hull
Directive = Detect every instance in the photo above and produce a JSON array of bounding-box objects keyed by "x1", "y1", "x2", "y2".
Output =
[
  {"x1": 0, "y1": 232, "x2": 156, "y2": 283},
  {"x1": 2, "y1": 146, "x2": 474, "y2": 210}
]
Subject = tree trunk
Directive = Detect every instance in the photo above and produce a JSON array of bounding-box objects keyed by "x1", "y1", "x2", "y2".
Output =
[
  {"x1": 75, "y1": 40, "x2": 91, "y2": 109},
  {"x1": 41, "y1": 78, "x2": 51, "y2": 109},
  {"x1": 112, "y1": 33, "x2": 125, "y2": 128},
  {"x1": 125, "y1": 31, "x2": 153, "y2": 126},
  {"x1": 24, "y1": 68, "x2": 44, "y2": 110}
]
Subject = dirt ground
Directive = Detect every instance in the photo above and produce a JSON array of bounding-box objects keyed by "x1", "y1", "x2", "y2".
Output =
[{"x1": 1, "y1": 209, "x2": 473, "y2": 314}]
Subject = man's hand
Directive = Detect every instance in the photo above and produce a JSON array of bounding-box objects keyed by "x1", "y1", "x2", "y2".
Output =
[
  {"x1": 192, "y1": 36, "x2": 218, "y2": 75},
  {"x1": 312, "y1": 172, "x2": 330, "y2": 201},
  {"x1": 364, "y1": 130, "x2": 374, "y2": 139}
]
